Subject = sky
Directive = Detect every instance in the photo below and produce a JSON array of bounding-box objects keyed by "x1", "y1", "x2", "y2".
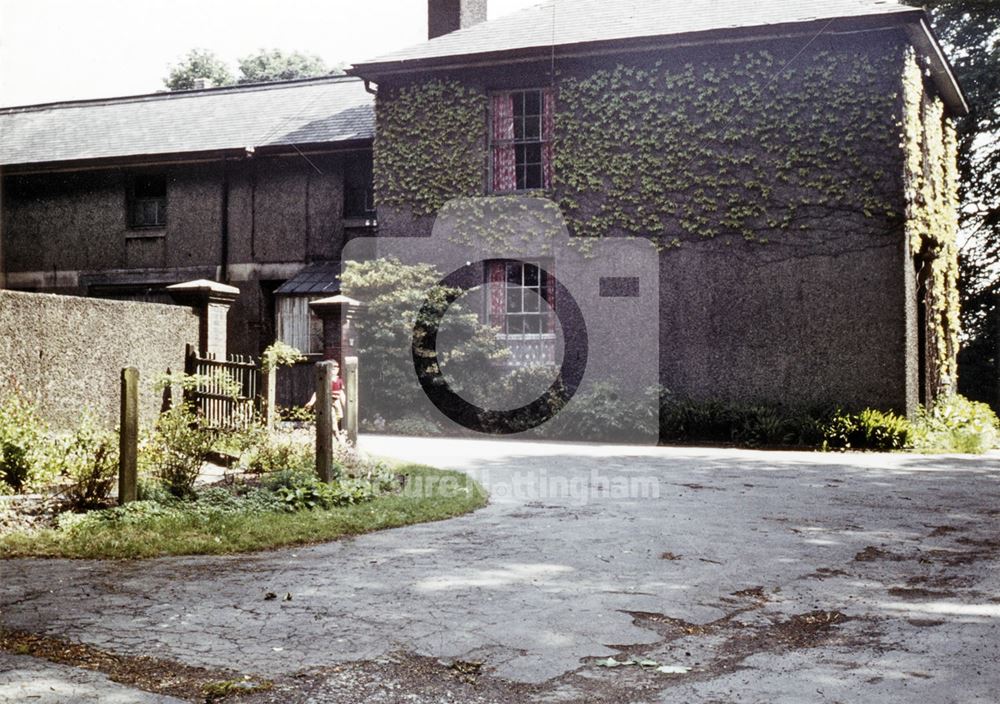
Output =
[{"x1": 0, "y1": 0, "x2": 541, "y2": 107}]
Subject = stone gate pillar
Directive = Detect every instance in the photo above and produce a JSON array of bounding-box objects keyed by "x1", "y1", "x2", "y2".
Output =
[{"x1": 167, "y1": 279, "x2": 240, "y2": 358}]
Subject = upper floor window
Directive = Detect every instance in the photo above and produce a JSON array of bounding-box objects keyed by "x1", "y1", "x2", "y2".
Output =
[
  {"x1": 129, "y1": 174, "x2": 167, "y2": 228},
  {"x1": 343, "y1": 155, "x2": 376, "y2": 220},
  {"x1": 490, "y1": 89, "x2": 554, "y2": 192}
]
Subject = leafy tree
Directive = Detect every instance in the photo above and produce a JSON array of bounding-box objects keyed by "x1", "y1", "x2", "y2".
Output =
[
  {"x1": 907, "y1": 2, "x2": 1000, "y2": 406},
  {"x1": 341, "y1": 258, "x2": 507, "y2": 423},
  {"x1": 236, "y1": 49, "x2": 335, "y2": 84},
  {"x1": 163, "y1": 49, "x2": 235, "y2": 90}
]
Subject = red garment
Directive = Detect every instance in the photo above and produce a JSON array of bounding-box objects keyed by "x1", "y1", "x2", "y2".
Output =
[{"x1": 331, "y1": 378, "x2": 344, "y2": 394}]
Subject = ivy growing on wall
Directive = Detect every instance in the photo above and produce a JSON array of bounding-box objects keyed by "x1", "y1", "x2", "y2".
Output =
[
  {"x1": 375, "y1": 49, "x2": 904, "y2": 248},
  {"x1": 902, "y1": 51, "x2": 961, "y2": 397},
  {"x1": 374, "y1": 79, "x2": 485, "y2": 216},
  {"x1": 554, "y1": 50, "x2": 901, "y2": 246}
]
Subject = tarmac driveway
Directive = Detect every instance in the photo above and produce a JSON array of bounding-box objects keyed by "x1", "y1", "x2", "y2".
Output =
[{"x1": 1, "y1": 436, "x2": 999, "y2": 703}]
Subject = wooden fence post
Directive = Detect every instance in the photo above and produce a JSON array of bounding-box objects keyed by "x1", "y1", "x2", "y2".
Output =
[
  {"x1": 265, "y1": 366, "x2": 277, "y2": 430},
  {"x1": 344, "y1": 356, "x2": 359, "y2": 446},
  {"x1": 315, "y1": 361, "x2": 335, "y2": 483},
  {"x1": 183, "y1": 343, "x2": 196, "y2": 408},
  {"x1": 118, "y1": 367, "x2": 139, "y2": 505}
]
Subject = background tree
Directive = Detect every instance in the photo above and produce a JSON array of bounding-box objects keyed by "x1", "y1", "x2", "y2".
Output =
[
  {"x1": 908, "y1": 1, "x2": 1000, "y2": 407},
  {"x1": 163, "y1": 49, "x2": 234, "y2": 90},
  {"x1": 236, "y1": 49, "x2": 337, "y2": 84}
]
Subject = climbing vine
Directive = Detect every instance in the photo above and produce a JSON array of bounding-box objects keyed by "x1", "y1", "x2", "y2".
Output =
[
  {"x1": 376, "y1": 48, "x2": 904, "y2": 248},
  {"x1": 902, "y1": 51, "x2": 961, "y2": 397},
  {"x1": 554, "y1": 50, "x2": 901, "y2": 246},
  {"x1": 434, "y1": 195, "x2": 566, "y2": 253},
  {"x1": 374, "y1": 79, "x2": 485, "y2": 216}
]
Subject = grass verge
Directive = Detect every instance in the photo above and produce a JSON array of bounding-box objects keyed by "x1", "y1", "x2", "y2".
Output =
[{"x1": 0, "y1": 464, "x2": 486, "y2": 560}]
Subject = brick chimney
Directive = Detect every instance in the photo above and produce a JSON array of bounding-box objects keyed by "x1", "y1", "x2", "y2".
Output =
[{"x1": 428, "y1": 0, "x2": 487, "y2": 39}]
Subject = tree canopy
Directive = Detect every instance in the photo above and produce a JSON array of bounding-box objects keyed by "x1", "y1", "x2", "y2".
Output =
[
  {"x1": 909, "y1": 1, "x2": 1000, "y2": 404},
  {"x1": 163, "y1": 48, "x2": 340, "y2": 91},
  {"x1": 237, "y1": 49, "x2": 335, "y2": 84},
  {"x1": 163, "y1": 49, "x2": 234, "y2": 91}
]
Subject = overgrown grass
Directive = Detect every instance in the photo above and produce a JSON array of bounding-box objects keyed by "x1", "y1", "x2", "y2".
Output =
[{"x1": 0, "y1": 465, "x2": 486, "y2": 560}]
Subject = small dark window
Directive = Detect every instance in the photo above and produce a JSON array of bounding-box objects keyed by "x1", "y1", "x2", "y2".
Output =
[
  {"x1": 344, "y1": 157, "x2": 375, "y2": 219},
  {"x1": 129, "y1": 174, "x2": 167, "y2": 228}
]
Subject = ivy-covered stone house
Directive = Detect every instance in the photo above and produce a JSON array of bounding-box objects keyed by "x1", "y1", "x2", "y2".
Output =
[
  {"x1": 349, "y1": 0, "x2": 966, "y2": 414},
  {"x1": 0, "y1": 77, "x2": 376, "y2": 359}
]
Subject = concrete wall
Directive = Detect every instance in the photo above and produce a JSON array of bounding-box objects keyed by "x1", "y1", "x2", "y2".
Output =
[
  {"x1": 657, "y1": 235, "x2": 914, "y2": 412},
  {"x1": 0, "y1": 290, "x2": 198, "y2": 430}
]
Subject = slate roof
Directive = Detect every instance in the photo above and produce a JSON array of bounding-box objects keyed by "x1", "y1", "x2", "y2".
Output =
[
  {"x1": 275, "y1": 261, "x2": 341, "y2": 295},
  {"x1": 352, "y1": 0, "x2": 922, "y2": 69},
  {"x1": 0, "y1": 76, "x2": 374, "y2": 167}
]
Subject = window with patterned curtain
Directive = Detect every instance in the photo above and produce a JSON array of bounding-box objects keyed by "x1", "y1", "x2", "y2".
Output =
[{"x1": 490, "y1": 89, "x2": 554, "y2": 192}]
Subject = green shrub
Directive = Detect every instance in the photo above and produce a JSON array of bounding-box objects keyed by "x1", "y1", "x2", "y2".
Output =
[
  {"x1": 136, "y1": 477, "x2": 176, "y2": 504},
  {"x1": 211, "y1": 421, "x2": 268, "y2": 458},
  {"x1": 56, "y1": 416, "x2": 119, "y2": 510},
  {"x1": 657, "y1": 396, "x2": 911, "y2": 450},
  {"x1": 260, "y1": 341, "x2": 305, "y2": 373},
  {"x1": 385, "y1": 415, "x2": 442, "y2": 436},
  {"x1": 277, "y1": 405, "x2": 315, "y2": 424},
  {"x1": 487, "y1": 365, "x2": 563, "y2": 409},
  {"x1": 262, "y1": 466, "x2": 326, "y2": 492},
  {"x1": 858, "y1": 408, "x2": 913, "y2": 450},
  {"x1": 822, "y1": 408, "x2": 912, "y2": 451},
  {"x1": 542, "y1": 382, "x2": 658, "y2": 442},
  {"x1": 141, "y1": 406, "x2": 215, "y2": 498},
  {"x1": 61, "y1": 484, "x2": 288, "y2": 531},
  {"x1": 342, "y1": 257, "x2": 506, "y2": 422},
  {"x1": 272, "y1": 468, "x2": 399, "y2": 512},
  {"x1": 660, "y1": 397, "x2": 739, "y2": 444},
  {"x1": 0, "y1": 392, "x2": 56, "y2": 493},
  {"x1": 913, "y1": 394, "x2": 999, "y2": 454},
  {"x1": 190, "y1": 485, "x2": 285, "y2": 514},
  {"x1": 469, "y1": 365, "x2": 569, "y2": 436},
  {"x1": 243, "y1": 432, "x2": 315, "y2": 474},
  {"x1": 57, "y1": 499, "x2": 181, "y2": 531},
  {"x1": 730, "y1": 404, "x2": 800, "y2": 447}
]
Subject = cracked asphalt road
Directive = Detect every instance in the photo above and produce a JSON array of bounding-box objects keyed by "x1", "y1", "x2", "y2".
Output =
[{"x1": 1, "y1": 436, "x2": 999, "y2": 703}]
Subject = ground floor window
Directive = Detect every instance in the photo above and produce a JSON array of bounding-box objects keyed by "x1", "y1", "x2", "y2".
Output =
[{"x1": 487, "y1": 260, "x2": 556, "y2": 367}]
